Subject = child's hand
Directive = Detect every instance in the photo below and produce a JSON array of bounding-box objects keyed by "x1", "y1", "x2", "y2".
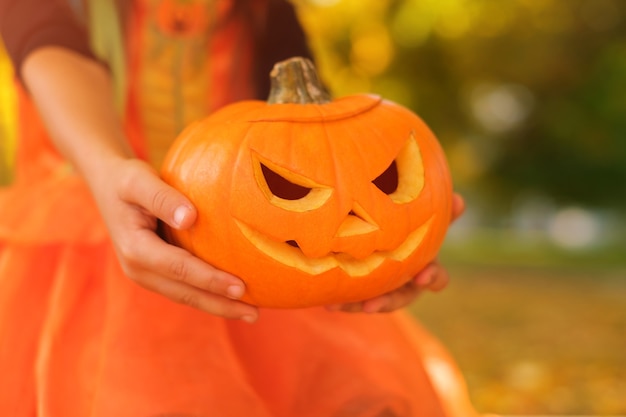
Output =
[
  {"x1": 20, "y1": 48, "x2": 259, "y2": 320},
  {"x1": 96, "y1": 158, "x2": 259, "y2": 323},
  {"x1": 326, "y1": 193, "x2": 465, "y2": 314}
]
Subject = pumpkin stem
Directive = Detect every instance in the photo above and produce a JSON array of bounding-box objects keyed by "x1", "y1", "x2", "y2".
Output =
[{"x1": 268, "y1": 57, "x2": 331, "y2": 105}]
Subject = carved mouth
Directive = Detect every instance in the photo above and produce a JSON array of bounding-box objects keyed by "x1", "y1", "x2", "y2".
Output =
[{"x1": 234, "y1": 219, "x2": 432, "y2": 277}]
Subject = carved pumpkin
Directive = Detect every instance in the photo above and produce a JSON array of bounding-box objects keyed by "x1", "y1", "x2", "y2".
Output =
[{"x1": 161, "y1": 57, "x2": 453, "y2": 308}]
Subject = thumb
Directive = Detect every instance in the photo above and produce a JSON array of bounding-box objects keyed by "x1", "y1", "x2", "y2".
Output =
[
  {"x1": 169, "y1": 203, "x2": 196, "y2": 230},
  {"x1": 119, "y1": 162, "x2": 197, "y2": 230}
]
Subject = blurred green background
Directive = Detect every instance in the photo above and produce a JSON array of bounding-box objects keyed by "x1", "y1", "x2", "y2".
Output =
[{"x1": 1, "y1": 0, "x2": 625, "y2": 415}]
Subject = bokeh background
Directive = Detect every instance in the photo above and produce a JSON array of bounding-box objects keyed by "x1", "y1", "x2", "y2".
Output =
[
  {"x1": 1, "y1": 0, "x2": 625, "y2": 415},
  {"x1": 294, "y1": 0, "x2": 626, "y2": 415}
]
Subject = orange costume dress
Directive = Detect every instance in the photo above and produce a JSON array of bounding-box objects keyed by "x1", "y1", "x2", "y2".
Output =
[{"x1": 0, "y1": 1, "x2": 483, "y2": 416}]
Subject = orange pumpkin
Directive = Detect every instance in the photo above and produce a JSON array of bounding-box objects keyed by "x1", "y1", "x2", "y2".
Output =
[{"x1": 161, "y1": 57, "x2": 453, "y2": 308}]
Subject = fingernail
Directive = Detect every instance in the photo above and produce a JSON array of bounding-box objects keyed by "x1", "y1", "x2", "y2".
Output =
[
  {"x1": 241, "y1": 315, "x2": 257, "y2": 324},
  {"x1": 226, "y1": 285, "x2": 244, "y2": 299},
  {"x1": 173, "y1": 205, "x2": 190, "y2": 228}
]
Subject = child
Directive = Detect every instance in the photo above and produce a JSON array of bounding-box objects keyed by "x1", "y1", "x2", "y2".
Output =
[{"x1": 0, "y1": 0, "x2": 481, "y2": 415}]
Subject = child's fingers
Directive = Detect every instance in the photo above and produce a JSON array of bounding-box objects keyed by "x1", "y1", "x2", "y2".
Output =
[
  {"x1": 118, "y1": 162, "x2": 197, "y2": 230},
  {"x1": 134, "y1": 272, "x2": 258, "y2": 322},
  {"x1": 117, "y1": 230, "x2": 258, "y2": 322},
  {"x1": 365, "y1": 282, "x2": 421, "y2": 313},
  {"x1": 118, "y1": 229, "x2": 246, "y2": 300},
  {"x1": 451, "y1": 193, "x2": 465, "y2": 223},
  {"x1": 329, "y1": 280, "x2": 422, "y2": 314},
  {"x1": 413, "y1": 262, "x2": 449, "y2": 292}
]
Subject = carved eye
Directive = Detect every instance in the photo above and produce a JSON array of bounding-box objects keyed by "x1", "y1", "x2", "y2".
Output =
[
  {"x1": 261, "y1": 163, "x2": 312, "y2": 200},
  {"x1": 372, "y1": 161, "x2": 399, "y2": 195},
  {"x1": 253, "y1": 154, "x2": 333, "y2": 212},
  {"x1": 373, "y1": 133, "x2": 425, "y2": 204}
]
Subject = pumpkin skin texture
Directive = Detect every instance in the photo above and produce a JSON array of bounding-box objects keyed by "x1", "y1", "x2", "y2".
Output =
[{"x1": 161, "y1": 58, "x2": 453, "y2": 308}]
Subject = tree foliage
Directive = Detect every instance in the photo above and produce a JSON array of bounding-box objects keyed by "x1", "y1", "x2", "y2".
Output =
[{"x1": 297, "y1": 0, "x2": 626, "y2": 210}]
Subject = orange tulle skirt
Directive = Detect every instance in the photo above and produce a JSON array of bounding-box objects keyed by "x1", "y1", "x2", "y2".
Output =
[
  {"x1": 0, "y1": 179, "x2": 483, "y2": 417},
  {"x1": 0, "y1": 92, "x2": 482, "y2": 417}
]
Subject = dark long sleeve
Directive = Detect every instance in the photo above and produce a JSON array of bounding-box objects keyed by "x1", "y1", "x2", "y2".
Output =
[
  {"x1": 0, "y1": 0, "x2": 95, "y2": 76},
  {"x1": 1, "y1": 0, "x2": 313, "y2": 93},
  {"x1": 253, "y1": 0, "x2": 315, "y2": 99}
]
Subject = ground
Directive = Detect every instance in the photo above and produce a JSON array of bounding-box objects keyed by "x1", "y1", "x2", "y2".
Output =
[{"x1": 411, "y1": 262, "x2": 626, "y2": 416}]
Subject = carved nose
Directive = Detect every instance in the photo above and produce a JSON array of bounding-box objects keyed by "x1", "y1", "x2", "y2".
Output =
[
  {"x1": 335, "y1": 203, "x2": 379, "y2": 238},
  {"x1": 330, "y1": 203, "x2": 381, "y2": 259}
]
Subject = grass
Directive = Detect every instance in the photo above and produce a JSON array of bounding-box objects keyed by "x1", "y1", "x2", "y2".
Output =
[{"x1": 441, "y1": 227, "x2": 626, "y2": 270}]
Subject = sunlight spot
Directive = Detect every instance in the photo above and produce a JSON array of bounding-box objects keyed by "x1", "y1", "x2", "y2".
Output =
[
  {"x1": 470, "y1": 83, "x2": 534, "y2": 134},
  {"x1": 548, "y1": 207, "x2": 601, "y2": 249},
  {"x1": 424, "y1": 356, "x2": 463, "y2": 399},
  {"x1": 306, "y1": 0, "x2": 341, "y2": 7},
  {"x1": 506, "y1": 360, "x2": 550, "y2": 392},
  {"x1": 351, "y1": 23, "x2": 395, "y2": 76}
]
